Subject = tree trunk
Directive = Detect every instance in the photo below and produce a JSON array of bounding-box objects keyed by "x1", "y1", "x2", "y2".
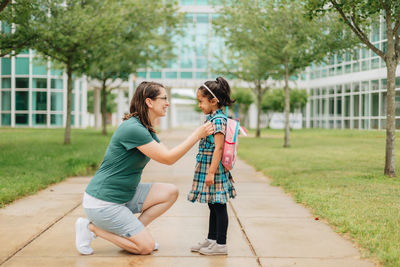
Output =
[
  {"x1": 101, "y1": 79, "x2": 107, "y2": 136},
  {"x1": 94, "y1": 87, "x2": 101, "y2": 129},
  {"x1": 384, "y1": 58, "x2": 396, "y2": 177},
  {"x1": 383, "y1": 12, "x2": 397, "y2": 177},
  {"x1": 63, "y1": 65, "x2": 73, "y2": 144},
  {"x1": 255, "y1": 81, "x2": 262, "y2": 138},
  {"x1": 283, "y1": 62, "x2": 290, "y2": 148}
]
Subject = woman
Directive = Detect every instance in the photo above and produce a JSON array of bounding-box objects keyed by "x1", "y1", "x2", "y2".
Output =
[{"x1": 75, "y1": 81, "x2": 213, "y2": 255}]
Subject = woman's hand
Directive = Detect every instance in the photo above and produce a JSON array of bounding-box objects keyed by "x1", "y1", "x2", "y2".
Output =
[
  {"x1": 196, "y1": 121, "x2": 214, "y2": 140},
  {"x1": 205, "y1": 173, "x2": 215, "y2": 186}
]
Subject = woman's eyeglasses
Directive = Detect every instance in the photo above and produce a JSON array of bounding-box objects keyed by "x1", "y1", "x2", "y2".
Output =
[{"x1": 154, "y1": 96, "x2": 168, "y2": 101}]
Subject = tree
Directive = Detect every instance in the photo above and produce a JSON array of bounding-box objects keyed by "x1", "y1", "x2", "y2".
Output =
[
  {"x1": 213, "y1": 1, "x2": 276, "y2": 138},
  {"x1": 305, "y1": 1, "x2": 400, "y2": 177},
  {"x1": 0, "y1": 0, "x2": 40, "y2": 57},
  {"x1": 31, "y1": 0, "x2": 123, "y2": 144},
  {"x1": 87, "y1": 0, "x2": 182, "y2": 135},
  {"x1": 261, "y1": 0, "x2": 357, "y2": 147},
  {"x1": 87, "y1": 89, "x2": 116, "y2": 116},
  {"x1": 262, "y1": 88, "x2": 307, "y2": 113},
  {"x1": 231, "y1": 87, "x2": 254, "y2": 128}
]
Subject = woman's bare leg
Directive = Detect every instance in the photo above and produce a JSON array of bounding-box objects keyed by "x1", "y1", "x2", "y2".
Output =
[
  {"x1": 138, "y1": 183, "x2": 179, "y2": 226},
  {"x1": 88, "y1": 224, "x2": 155, "y2": 255}
]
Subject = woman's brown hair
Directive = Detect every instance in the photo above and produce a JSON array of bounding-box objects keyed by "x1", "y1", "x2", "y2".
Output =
[{"x1": 122, "y1": 81, "x2": 164, "y2": 133}]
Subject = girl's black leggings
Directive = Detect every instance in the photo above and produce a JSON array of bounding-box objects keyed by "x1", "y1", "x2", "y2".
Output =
[{"x1": 207, "y1": 203, "x2": 228, "y2": 244}]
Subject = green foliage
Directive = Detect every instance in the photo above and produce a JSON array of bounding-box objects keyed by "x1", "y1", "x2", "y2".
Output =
[
  {"x1": 239, "y1": 129, "x2": 400, "y2": 266},
  {"x1": 231, "y1": 87, "x2": 254, "y2": 113},
  {"x1": 0, "y1": 0, "x2": 40, "y2": 56},
  {"x1": 87, "y1": 90, "x2": 117, "y2": 114},
  {"x1": 87, "y1": 0, "x2": 183, "y2": 83},
  {"x1": 262, "y1": 88, "x2": 308, "y2": 113},
  {"x1": 0, "y1": 128, "x2": 112, "y2": 207}
]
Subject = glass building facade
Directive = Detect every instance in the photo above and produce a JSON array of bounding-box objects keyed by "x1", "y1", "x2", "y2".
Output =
[
  {"x1": 301, "y1": 18, "x2": 400, "y2": 130},
  {"x1": 0, "y1": 50, "x2": 87, "y2": 127},
  {"x1": 135, "y1": 1, "x2": 224, "y2": 87}
]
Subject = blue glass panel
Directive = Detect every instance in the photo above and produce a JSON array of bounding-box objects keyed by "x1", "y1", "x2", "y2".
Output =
[
  {"x1": 1, "y1": 91, "x2": 11, "y2": 111},
  {"x1": 165, "y1": 72, "x2": 177, "y2": 79},
  {"x1": 33, "y1": 61, "x2": 47, "y2": 75},
  {"x1": 1, "y1": 113, "x2": 11, "y2": 126},
  {"x1": 180, "y1": 72, "x2": 193, "y2": 79},
  {"x1": 51, "y1": 78, "x2": 63, "y2": 89},
  {"x1": 51, "y1": 92, "x2": 63, "y2": 111},
  {"x1": 2, "y1": 58, "x2": 11, "y2": 75},
  {"x1": 2, "y1": 78, "x2": 11, "y2": 88},
  {"x1": 15, "y1": 114, "x2": 28, "y2": 125},
  {"x1": 32, "y1": 114, "x2": 47, "y2": 126},
  {"x1": 15, "y1": 58, "x2": 29, "y2": 75},
  {"x1": 51, "y1": 114, "x2": 63, "y2": 126},
  {"x1": 16, "y1": 78, "x2": 29, "y2": 88},
  {"x1": 15, "y1": 91, "x2": 28, "y2": 110},
  {"x1": 32, "y1": 92, "x2": 47, "y2": 110},
  {"x1": 150, "y1": 72, "x2": 162, "y2": 79},
  {"x1": 33, "y1": 78, "x2": 47, "y2": 89},
  {"x1": 137, "y1": 72, "x2": 146, "y2": 78}
]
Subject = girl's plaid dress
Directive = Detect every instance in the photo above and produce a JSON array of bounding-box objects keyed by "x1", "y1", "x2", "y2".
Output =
[{"x1": 187, "y1": 109, "x2": 236, "y2": 204}]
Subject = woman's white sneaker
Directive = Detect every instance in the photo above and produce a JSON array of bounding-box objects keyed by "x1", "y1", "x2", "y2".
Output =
[
  {"x1": 199, "y1": 243, "x2": 227, "y2": 255},
  {"x1": 75, "y1": 217, "x2": 95, "y2": 255},
  {"x1": 190, "y1": 239, "x2": 215, "y2": 252}
]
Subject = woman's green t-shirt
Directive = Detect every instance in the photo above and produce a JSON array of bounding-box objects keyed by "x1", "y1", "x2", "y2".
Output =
[{"x1": 85, "y1": 117, "x2": 159, "y2": 203}]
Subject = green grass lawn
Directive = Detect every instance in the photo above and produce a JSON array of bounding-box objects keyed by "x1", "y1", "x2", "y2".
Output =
[
  {"x1": 239, "y1": 129, "x2": 400, "y2": 266},
  {"x1": 0, "y1": 128, "x2": 112, "y2": 208}
]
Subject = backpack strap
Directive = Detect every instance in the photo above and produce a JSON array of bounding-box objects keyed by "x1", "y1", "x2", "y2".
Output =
[{"x1": 207, "y1": 112, "x2": 227, "y2": 144}]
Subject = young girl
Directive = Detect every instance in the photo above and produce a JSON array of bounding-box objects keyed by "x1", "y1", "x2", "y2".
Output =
[{"x1": 187, "y1": 77, "x2": 236, "y2": 255}]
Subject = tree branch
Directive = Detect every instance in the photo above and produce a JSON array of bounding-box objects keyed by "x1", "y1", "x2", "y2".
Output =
[
  {"x1": 331, "y1": 0, "x2": 385, "y2": 58},
  {"x1": 0, "y1": 0, "x2": 11, "y2": 13}
]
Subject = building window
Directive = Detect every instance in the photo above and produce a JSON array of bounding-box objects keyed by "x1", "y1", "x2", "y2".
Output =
[
  {"x1": 32, "y1": 92, "x2": 47, "y2": 111},
  {"x1": 150, "y1": 72, "x2": 162, "y2": 79},
  {"x1": 33, "y1": 78, "x2": 47, "y2": 89},
  {"x1": 1, "y1": 58, "x2": 11, "y2": 75},
  {"x1": 136, "y1": 72, "x2": 146, "y2": 78},
  {"x1": 16, "y1": 78, "x2": 29, "y2": 88},
  {"x1": 32, "y1": 61, "x2": 48, "y2": 75},
  {"x1": 15, "y1": 91, "x2": 28, "y2": 110},
  {"x1": 165, "y1": 72, "x2": 177, "y2": 79},
  {"x1": 51, "y1": 114, "x2": 63, "y2": 126},
  {"x1": 1, "y1": 91, "x2": 11, "y2": 111},
  {"x1": 15, "y1": 114, "x2": 28, "y2": 125},
  {"x1": 15, "y1": 58, "x2": 29, "y2": 75},
  {"x1": 2, "y1": 78, "x2": 11, "y2": 88},
  {"x1": 180, "y1": 72, "x2": 193, "y2": 79},
  {"x1": 51, "y1": 78, "x2": 63, "y2": 89},
  {"x1": 371, "y1": 93, "x2": 379, "y2": 116},
  {"x1": 1, "y1": 113, "x2": 11, "y2": 126},
  {"x1": 32, "y1": 114, "x2": 47, "y2": 126}
]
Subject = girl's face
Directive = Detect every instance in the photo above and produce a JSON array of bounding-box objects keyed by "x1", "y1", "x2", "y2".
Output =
[
  {"x1": 196, "y1": 89, "x2": 218, "y2": 115},
  {"x1": 149, "y1": 87, "x2": 169, "y2": 117}
]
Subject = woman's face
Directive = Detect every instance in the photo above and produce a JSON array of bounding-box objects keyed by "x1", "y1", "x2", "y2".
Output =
[{"x1": 150, "y1": 87, "x2": 169, "y2": 117}]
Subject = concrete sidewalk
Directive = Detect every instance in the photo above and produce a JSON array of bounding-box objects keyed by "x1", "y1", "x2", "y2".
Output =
[{"x1": 0, "y1": 129, "x2": 376, "y2": 267}]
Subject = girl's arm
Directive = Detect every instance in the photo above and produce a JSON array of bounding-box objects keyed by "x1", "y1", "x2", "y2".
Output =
[
  {"x1": 205, "y1": 132, "x2": 224, "y2": 186},
  {"x1": 137, "y1": 122, "x2": 213, "y2": 165}
]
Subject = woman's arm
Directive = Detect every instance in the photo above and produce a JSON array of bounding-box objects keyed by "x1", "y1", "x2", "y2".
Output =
[
  {"x1": 137, "y1": 122, "x2": 214, "y2": 165},
  {"x1": 205, "y1": 133, "x2": 224, "y2": 186}
]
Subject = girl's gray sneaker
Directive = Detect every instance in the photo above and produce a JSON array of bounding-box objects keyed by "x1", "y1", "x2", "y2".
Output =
[
  {"x1": 199, "y1": 243, "x2": 228, "y2": 255},
  {"x1": 190, "y1": 239, "x2": 215, "y2": 252}
]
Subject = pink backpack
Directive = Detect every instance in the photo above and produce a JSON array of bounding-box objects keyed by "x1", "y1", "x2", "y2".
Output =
[{"x1": 209, "y1": 107, "x2": 247, "y2": 170}]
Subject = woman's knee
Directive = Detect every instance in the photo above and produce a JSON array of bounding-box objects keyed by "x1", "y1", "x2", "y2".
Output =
[
  {"x1": 167, "y1": 183, "x2": 179, "y2": 201},
  {"x1": 136, "y1": 239, "x2": 155, "y2": 255}
]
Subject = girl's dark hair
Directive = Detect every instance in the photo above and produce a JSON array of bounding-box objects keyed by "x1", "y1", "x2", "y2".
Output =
[
  {"x1": 122, "y1": 81, "x2": 164, "y2": 133},
  {"x1": 199, "y1": 76, "x2": 235, "y2": 108}
]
